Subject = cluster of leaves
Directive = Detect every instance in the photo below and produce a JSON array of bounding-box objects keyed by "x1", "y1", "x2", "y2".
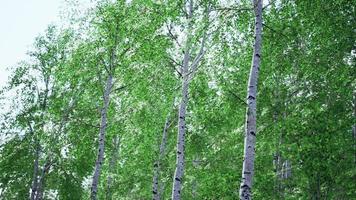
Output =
[{"x1": 0, "y1": 0, "x2": 355, "y2": 199}]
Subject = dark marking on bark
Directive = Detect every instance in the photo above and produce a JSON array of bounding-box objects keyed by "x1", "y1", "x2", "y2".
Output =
[
  {"x1": 240, "y1": 184, "x2": 252, "y2": 200},
  {"x1": 248, "y1": 95, "x2": 255, "y2": 100}
]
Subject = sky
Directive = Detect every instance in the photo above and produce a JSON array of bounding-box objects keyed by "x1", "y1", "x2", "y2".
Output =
[{"x1": 0, "y1": 0, "x2": 62, "y2": 87}]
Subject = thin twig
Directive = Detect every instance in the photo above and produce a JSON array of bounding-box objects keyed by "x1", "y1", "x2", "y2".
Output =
[
  {"x1": 263, "y1": 23, "x2": 288, "y2": 38},
  {"x1": 166, "y1": 24, "x2": 182, "y2": 47},
  {"x1": 227, "y1": 90, "x2": 248, "y2": 106}
]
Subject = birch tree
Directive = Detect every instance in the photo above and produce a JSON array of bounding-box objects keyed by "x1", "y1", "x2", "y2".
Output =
[
  {"x1": 152, "y1": 105, "x2": 175, "y2": 200},
  {"x1": 171, "y1": 0, "x2": 210, "y2": 199},
  {"x1": 0, "y1": 0, "x2": 355, "y2": 199},
  {"x1": 89, "y1": 1, "x2": 171, "y2": 198},
  {"x1": 239, "y1": 0, "x2": 262, "y2": 199},
  {"x1": 90, "y1": 4, "x2": 120, "y2": 199}
]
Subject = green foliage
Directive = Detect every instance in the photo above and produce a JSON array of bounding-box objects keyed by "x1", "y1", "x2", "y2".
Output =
[{"x1": 0, "y1": 0, "x2": 355, "y2": 199}]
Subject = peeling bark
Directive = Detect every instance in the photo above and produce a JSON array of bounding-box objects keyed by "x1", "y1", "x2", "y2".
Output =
[
  {"x1": 239, "y1": 0, "x2": 263, "y2": 199},
  {"x1": 91, "y1": 73, "x2": 113, "y2": 200}
]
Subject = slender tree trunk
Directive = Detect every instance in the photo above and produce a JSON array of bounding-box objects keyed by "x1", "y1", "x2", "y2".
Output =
[
  {"x1": 172, "y1": 52, "x2": 190, "y2": 200},
  {"x1": 239, "y1": 0, "x2": 263, "y2": 199},
  {"x1": 30, "y1": 141, "x2": 40, "y2": 200},
  {"x1": 273, "y1": 111, "x2": 283, "y2": 200},
  {"x1": 353, "y1": 91, "x2": 356, "y2": 165},
  {"x1": 316, "y1": 174, "x2": 321, "y2": 200},
  {"x1": 171, "y1": 1, "x2": 193, "y2": 199},
  {"x1": 153, "y1": 111, "x2": 172, "y2": 200},
  {"x1": 30, "y1": 80, "x2": 49, "y2": 200},
  {"x1": 171, "y1": 1, "x2": 209, "y2": 198},
  {"x1": 272, "y1": 89, "x2": 282, "y2": 199},
  {"x1": 31, "y1": 90, "x2": 80, "y2": 200},
  {"x1": 91, "y1": 73, "x2": 113, "y2": 200},
  {"x1": 106, "y1": 135, "x2": 120, "y2": 200},
  {"x1": 35, "y1": 161, "x2": 51, "y2": 200}
]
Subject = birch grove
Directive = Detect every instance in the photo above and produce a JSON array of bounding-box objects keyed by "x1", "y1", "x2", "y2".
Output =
[{"x1": 0, "y1": 0, "x2": 355, "y2": 199}]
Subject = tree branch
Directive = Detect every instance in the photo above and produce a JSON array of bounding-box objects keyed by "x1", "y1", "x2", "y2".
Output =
[
  {"x1": 166, "y1": 24, "x2": 181, "y2": 48},
  {"x1": 99, "y1": 56, "x2": 111, "y2": 74},
  {"x1": 227, "y1": 90, "x2": 248, "y2": 106},
  {"x1": 188, "y1": 4, "x2": 211, "y2": 77},
  {"x1": 263, "y1": 23, "x2": 288, "y2": 38},
  {"x1": 213, "y1": 7, "x2": 253, "y2": 12},
  {"x1": 111, "y1": 85, "x2": 127, "y2": 93}
]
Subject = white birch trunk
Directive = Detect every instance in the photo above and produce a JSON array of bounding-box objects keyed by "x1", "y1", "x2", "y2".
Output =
[
  {"x1": 171, "y1": 1, "x2": 210, "y2": 198},
  {"x1": 239, "y1": 0, "x2": 263, "y2": 199},
  {"x1": 153, "y1": 111, "x2": 172, "y2": 200},
  {"x1": 171, "y1": 1, "x2": 194, "y2": 199},
  {"x1": 91, "y1": 73, "x2": 113, "y2": 200},
  {"x1": 172, "y1": 50, "x2": 190, "y2": 200}
]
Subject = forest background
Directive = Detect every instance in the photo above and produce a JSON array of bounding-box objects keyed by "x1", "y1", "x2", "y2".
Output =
[{"x1": 0, "y1": 0, "x2": 355, "y2": 199}]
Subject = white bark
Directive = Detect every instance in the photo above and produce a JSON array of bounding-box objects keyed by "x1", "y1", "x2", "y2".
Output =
[
  {"x1": 171, "y1": 1, "x2": 193, "y2": 199},
  {"x1": 239, "y1": 0, "x2": 263, "y2": 199},
  {"x1": 91, "y1": 73, "x2": 113, "y2": 200},
  {"x1": 171, "y1": 1, "x2": 210, "y2": 199},
  {"x1": 172, "y1": 45, "x2": 190, "y2": 200},
  {"x1": 91, "y1": 13, "x2": 120, "y2": 198},
  {"x1": 153, "y1": 110, "x2": 173, "y2": 200}
]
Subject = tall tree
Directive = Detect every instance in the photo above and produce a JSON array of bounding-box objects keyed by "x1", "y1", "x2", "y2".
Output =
[
  {"x1": 90, "y1": 3, "x2": 120, "y2": 199},
  {"x1": 239, "y1": 0, "x2": 263, "y2": 199},
  {"x1": 171, "y1": 0, "x2": 210, "y2": 198},
  {"x1": 152, "y1": 104, "x2": 175, "y2": 200},
  {"x1": 0, "y1": 0, "x2": 355, "y2": 199}
]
